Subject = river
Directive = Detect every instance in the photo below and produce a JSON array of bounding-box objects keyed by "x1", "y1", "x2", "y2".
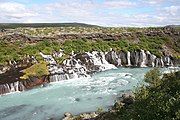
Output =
[{"x1": 0, "y1": 67, "x2": 174, "y2": 120}]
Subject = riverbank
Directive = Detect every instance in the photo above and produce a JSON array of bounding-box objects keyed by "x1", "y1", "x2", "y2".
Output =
[{"x1": 62, "y1": 69, "x2": 180, "y2": 120}]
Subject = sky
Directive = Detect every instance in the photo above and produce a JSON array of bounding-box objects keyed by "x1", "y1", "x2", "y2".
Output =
[{"x1": 0, "y1": 0, "x2": 179, "y2": 27}]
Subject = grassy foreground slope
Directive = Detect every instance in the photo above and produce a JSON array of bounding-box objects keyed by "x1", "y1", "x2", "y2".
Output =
[{"x1": 96, "y1": 69, "x2": 180, "y2": 120}]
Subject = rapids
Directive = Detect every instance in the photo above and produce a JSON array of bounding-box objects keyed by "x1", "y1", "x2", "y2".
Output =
[{"x1": 0, "y1": 67, "x2": 176, "y2": 120}]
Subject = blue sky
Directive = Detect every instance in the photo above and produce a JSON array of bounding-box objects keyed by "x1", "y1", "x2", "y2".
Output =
[{"x1": 0, "y1": 0, "x2": 179, "y2": 26}]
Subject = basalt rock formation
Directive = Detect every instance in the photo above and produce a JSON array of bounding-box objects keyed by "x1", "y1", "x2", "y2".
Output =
[{"x1": 0, "y1": 49, "x2": 177, "y2": 95}]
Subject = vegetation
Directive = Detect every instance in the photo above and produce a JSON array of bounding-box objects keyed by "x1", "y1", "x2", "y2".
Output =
[
  {"x1": 139, "y1": 36, "x2": 170, "y2": 57},
  {"x1": 0, "y1": 40, "x2": 61, "y2": 65},
  {"x1": 0, "y1": 35, "x2": 176, "y2": 65},
  {"x1": 20, "y1": 62, "x2": 49, "y2": 79},
  {"x1": 97, "y1": 69, "x2": 180, "y2": 120},
  {"x1": 0, "y1": 25, "x2": 179, "y2": 65},
  {"x1": 0, "y1": 23, "x2": 99, "y2": 29}
]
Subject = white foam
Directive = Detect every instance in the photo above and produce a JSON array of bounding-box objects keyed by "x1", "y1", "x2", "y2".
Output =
[
  {"x1": 140, "y1": 50, "x2": 147, "y2": 67},
  {"x1": 127, "y1": 51, "x2": 131, "y2": 66},
  {"x1": 86, "y1": 51, "x2": 117, "y2": 71}
]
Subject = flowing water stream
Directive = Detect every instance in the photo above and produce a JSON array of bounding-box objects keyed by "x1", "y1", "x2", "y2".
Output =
[{"x1": 0, "y1": 67, "x2": 176, "y2": 120}]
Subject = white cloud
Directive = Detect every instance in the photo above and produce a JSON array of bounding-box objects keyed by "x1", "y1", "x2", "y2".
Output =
[
  {"x1": 0, "y1": 2, "x2": 38, "y2": 20},
  {"x1": 0, "y1": 2, "x2": 25, "y2": 12},
  {"x1": 104, "y1": 0, "x2": 136, "y2": 8},
  {"x1": 164, "y1": 6, "x2": 180, "y2": 16},
  {"x1": 145, "y1": 0, "x2": 164, "y2": 5},
  {"x1": 0, "y1": 0, "x2": 179, "y2": 26}
]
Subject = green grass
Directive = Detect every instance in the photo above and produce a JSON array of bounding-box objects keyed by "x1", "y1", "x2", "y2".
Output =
[{"x1": 0, "y1": 35, "x2": 177, "y2": 65}]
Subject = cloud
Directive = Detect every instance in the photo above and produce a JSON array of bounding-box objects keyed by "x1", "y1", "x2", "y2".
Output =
[
  {"x1": 0, "y1": 0, "x2": 179, "y2": 26},
  {"x1": 0, "y1": 2, "x2": 38, "y2": 20},
  {"x1": 164, "y1": 6, "x2": 180, "y2": 16},
  {"x1": 0, "y1": 2, "x2": 25, "y2": 12},
  {"x1": 144, "y1": 0, "x2": 164, "y2": 5},
  {"x1": 103, "y1": 0, "x2": 136, "y2": 8}
]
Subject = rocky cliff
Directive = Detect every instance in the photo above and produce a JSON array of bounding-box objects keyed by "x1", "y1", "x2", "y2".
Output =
[{"x1": 0, "y1": 49, "x2": 177, "y2": 95}]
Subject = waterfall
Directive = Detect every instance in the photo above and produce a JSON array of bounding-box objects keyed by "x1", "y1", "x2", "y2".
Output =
[
  {"x1": 31, "y1": 56, "x2": 38, "y2": 63},
  {"x1": 105, "y1": 51, "x2": 121, "y2": 66},
  {"x1": 151, "y1": 55, "x2": 156, "y2": 67},
  {"x1": 74, "y1": 59, "x2": 83, "y2": 68},
  {"x1": 10, "y1": 83, "x2": 15, "y2": 92},
  {"x1": 19, "y1": 82, "x2": 25, "y2": 91},
  {"x1": 164, "y1": 56, "x2": 172, "y2": 66},
  {"x1": 160, "y1": 58, "x2": 164, "y2": 67},
  {"x1": 86, "y1": 51, "x2": 116, "y2": 71},
  {"x1": 65, "y1": 74, "x2": 70, "y2": 79},
  {"x1": 135, "y1": 51, "x2": 139, "y2": 66},
  {"x1": 63, "y1": 59, "x2": 71, "y2": 66},
  {"x1": 167, "y1": 57, "x2": 170, "y2": 66},
  {"x1": 101, "y1": 52, "x2": 109, "y2": 64},
  {"x1": 40, "y1": 52, "x2": 56, "y2": 65},
  {"x1": 49, "y1": 74, "x2": 66, "y2": 82},
  {"x1": 0, "y1": 50, "x2": 176, "y2": 95},
  {"x1": 15, "y1": 81, "x2": 19, "y2": 91},
  {"x1": 140, "y1": 50, "x2": 147, "y2": 67},
  {"x1": 117, "y1": 58, "x2": 122, "y2": 66},
  {"x1": 127, "y1": 51, "x2": 131, "y2": 66},
  {"x1": 0, "y1": 81, "x2": 26, "y2": 95},
  {"x1": 155, "y1": 58, "x2": 159, "y2": 67},
  {"x1": 170, "y1": 61, "x2": 174, "y2": 66},
  {"x1": 113, "y1": 51, "x2": 122, "y2": 66},
  {"x1": 6, "y1": 84, "x2": 11, "y2": 93}
]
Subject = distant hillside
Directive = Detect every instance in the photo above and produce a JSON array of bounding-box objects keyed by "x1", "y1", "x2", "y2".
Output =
[
  {"x1": 0, "y1": 23, "x2": 99, "y2": 29},
  {"x1": 165, "y1": 25, "x2": 180, "y2": 28},
  {"x1": 165, "y1": 25, "x2": 180, "y2": 30}
]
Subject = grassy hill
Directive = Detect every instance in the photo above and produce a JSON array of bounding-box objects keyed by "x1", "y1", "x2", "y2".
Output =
[{"x1": 0, "y1": 23, "x2": 99, "y2": 29}]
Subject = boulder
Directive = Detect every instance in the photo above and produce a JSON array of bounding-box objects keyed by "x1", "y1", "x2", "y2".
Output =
[{"x1": 121, "y1": 93, "x2": 135, "y2": 105}]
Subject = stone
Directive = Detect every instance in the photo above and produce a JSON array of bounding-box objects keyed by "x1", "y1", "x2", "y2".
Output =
[
  {"x1": 64, "y1": 112, "x2": 72, "y2": 118},
  {"x1": 121, "y1": 93, "x2": 135, "y2": 105},
  {"x1": 75, "y1": 98, "x2": 80, "y2": 102}
]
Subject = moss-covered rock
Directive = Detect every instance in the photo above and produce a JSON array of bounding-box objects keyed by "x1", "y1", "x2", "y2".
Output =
[{"x1": 20, "y1": 62, "x2": 49, "y2": 79}]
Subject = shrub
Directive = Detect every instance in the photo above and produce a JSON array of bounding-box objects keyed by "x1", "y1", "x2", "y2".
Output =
[
  {"x1": 144, "y1": 68, "x2": 161, "y2": 87},
  {"x1": 20, "y1": 62, "x2": 49, "y2": 79},
  {"x1": 97, "y1": 70, "x2": 180, "y2": 120}
]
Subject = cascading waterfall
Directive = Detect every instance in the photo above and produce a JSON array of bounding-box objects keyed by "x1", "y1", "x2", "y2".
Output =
[
  {"x1": 15, "y1": 81, "x2": 19, "y2": 91},
  {"x1": 113, "y1": 51, "x2": 122, "y2": 66},
  {"x1": 86, "y1": 51, "x2": 116, "y2": 71},
  {"x1": 151, "y1": 55, "x2": 156, "y2": 67},
  {"x1": 164, "y1": 56, "x2": 172, "y2": 66},
  {"x1": 146, "y1": 51, "x2": 156, "y2": 67},
  {"x1": 155, "y1": 58, "x2": 159, "y2": 67},
  {"x1": 10, "y1": 83, "x2": 15, "y2": 92},
  {"x1": 0, "y1": 81, "x2": 26, "y2": 95},
  {"x1": 6, "y1": 84, "x2": 11, "y2": 93},
  {"x1": 105, "y1": 50, "x2": 121, "y2": 66},
  {"x1": 127, "y1": 51, "x2": 131, "y2": 66},
  {"x1": 160, "y1": 57, "x2": 164, "y2": 67},
  {"x1": 166, "y1": 57, "x2": 170, "y2": 66},
  {"x1": 140, "y1": 50, "x2": 147, "y2": 67},
  {"x1": 40, "y1": 52, "x2": 56, "y2": 64},
  {"x1": 134, "y1": 51, "x2": 139, "y2": 66},
  {"x1": 0, "y1": 50, "x2": 176, "y2": 95}
]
